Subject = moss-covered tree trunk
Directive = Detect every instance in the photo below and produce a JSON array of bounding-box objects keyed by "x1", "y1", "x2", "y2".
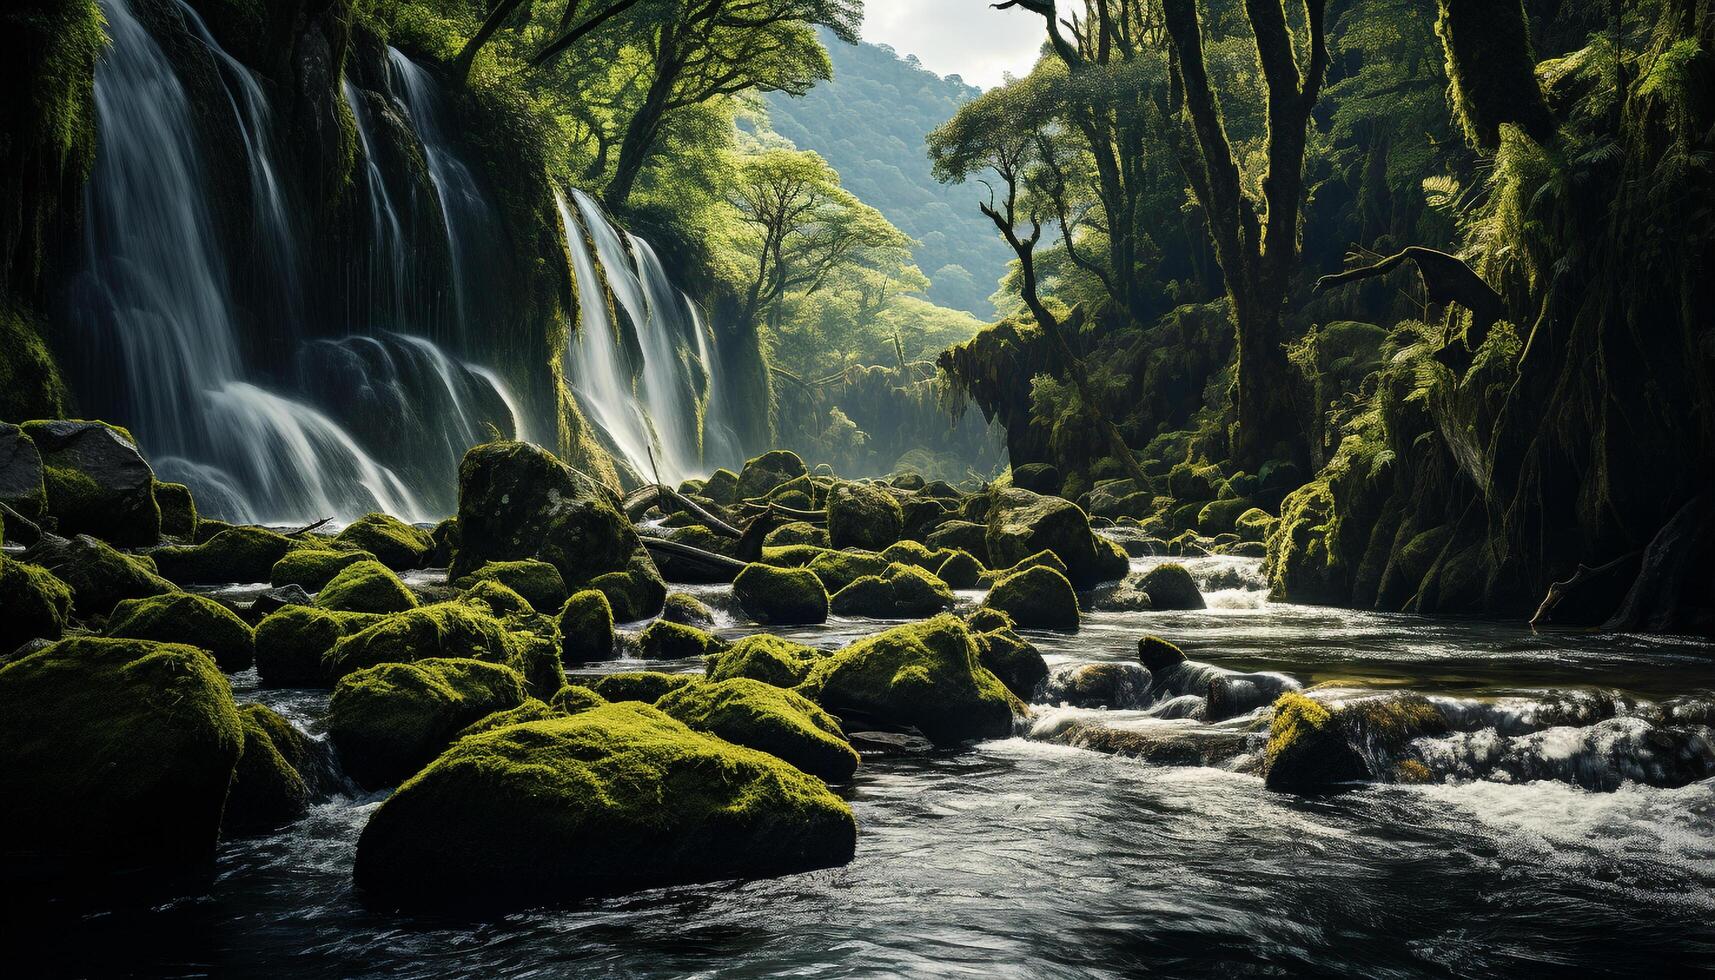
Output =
[{"x1": 1435, "y1": 0, "x2": 1556, "y2": 149}]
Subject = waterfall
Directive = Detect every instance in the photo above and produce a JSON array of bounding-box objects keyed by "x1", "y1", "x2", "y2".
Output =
[{"x1": 342, "y1": 78, "x2": 411, "y2": 325}]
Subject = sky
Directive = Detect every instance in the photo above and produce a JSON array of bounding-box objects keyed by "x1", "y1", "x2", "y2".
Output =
[{"x1": 860, "y1": 0, "x2": 1046, "y2": 89}]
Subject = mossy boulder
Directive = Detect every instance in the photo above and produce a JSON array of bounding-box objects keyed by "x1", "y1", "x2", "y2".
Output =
[
  {"x1": 454, "y1": 560, "x2": 568, "y2": 614},
  {"x1": 926, "y1": 520, "x2": 989, "y2": 565},
  {"x1": 316, "y1": 559, "x2": 418, "y2": 614},
  {"x1": 323, "y1": 602, "x2": 514, "y2": 682},
  {"x1": 1234, "y1": 507, "x2": 1277, "y2": 543},
  {"x1": 805, "y1": 549, "x2": 890, "y2": 593},
  {"x1": 0, "y1": 422, "x2": 48, "y2": 523},
  {"x1": 705, "y1": 634, "x2": 827, "y2": 688},
  {"x1": 455, "y1": 699, "x2": 564, "y2": 740},
  {"x1": 25, "y1": 532, "x2": 176, "y2": 615},
  {"x1": 548, "y1": 684, "x2": 606, "y2": 714},
  {"x1": 763, "y1": 521, "x2": 829, "y2": 548},
  {"x1": 107, "y1": 591, "x2": 256, "y2": 672},
  {"x1": 1197, "y1": 497, "x2": 1253, "y2": 536},
  {"x1": 353, "y1": 701, "x2": 857, "y2": 910},
  {"x1": 985, "y1": 488, "x2": 1112, "y2": 587},
  {"x1": 829, "y1": 562, "x2": 955, "y2": 618},
  {"x1": 223, "y1": 704, "x2": 311, "y2": 833},
  {"x1": 21, "y1": 419, "x2": 160, "y2": 547},
  {"x1": 462, "y1": 579, "x2": 533, "y2": 616},
  {"x1": 334, "y1": 513, "x2": 434, "y2": 571},
  {"x1": 733, "y1": 562, "x2": 828, "y2": 625},
  {"x1": 637, "y1": 619, "x2": 726, "y2": 660},
  {"x1": 826, "y1": 481, "x2": 904, "y2": 550},
  {"x1": 1045, "y1": 662, "x2": 1152, "y2": 709},
  {"x1": 0, "y1": 555, "x2": 71, "y2": 653},
  {"x1": 982, "y1": 565, "x2": 1081, "y2": 631},
  {"x1": 556, "y1": 589, "x2": 614, "y2": 664},
  {"x1": 429, "y1": 517, "x2": 459, "y2": 567},
  {"x1": 153, "y1": 526, "x2": 309, "y2": 585},
  {"x1": 270, "y1": 548, "x2": 374, "y2": 591},
  {"x1": 1010, "y1": 462, "x2": 1061, "y2": 495},
  {"x1": 0, "y1": 638, "x2": 241, "y2": 897},
  {"x1": 254, "y1": 606, "x2": 387, "y2": 688},
  {"x1": 736, "y1": 450, "x2": 809, "y2": 501},
  {"x1": 878, "y1": 539, "x2": 939, "y2": 568},
  {"x1": 330, "y1": 658, "x2": 529, "y2": 788},
  {"x1": 978, "y1": 548, "x2": 1070, "y2": 588},
  {"x1": 800, "y1": 615, "x2": 1023, "y2": 747},
  {"x1": 1167, "y1": 460, "x2": 1223, "y2": 502},
  {"x1": 661, "y1": 592, "x2": 715, "y2": 628},
  {"x1": 934, "y1": 549, "x2": 984, "y2": 589},
  {"x1": 1137, "y1": 634, "x2": 1189, "y2": 672},
  {"x1": 972, "y1": 624, "x2": 1049, "y2": 702},
  {"x1": 701, "y1": 467, "x2": 740, "y2": 504},
  {"x1": 657, "y1": 677, "x2": 858, "y2": 782},
  {"x1": 588, "y1": 562, "x2": 667, "y2": 622},
  {"x1": 1139, "y1": 563, "x2": 1206, "y2": 610},
  {"x1": 589, "y1": 670, "x2": 700, "y2": 703},
  {"x1": 1264, "y1": 693, "x2": 1450, "y2": 792},
  {"x1": 155, "y1": 482, "x2": 197, "y2": 538}
]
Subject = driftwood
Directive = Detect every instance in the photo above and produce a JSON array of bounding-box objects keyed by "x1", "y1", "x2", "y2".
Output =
[
  {"x1": 625, "y1": 484, "x2": 743, "y2": 538},
  {"x1": 638, "y1": 537, "x2": 746, "y2": 577},
  {"x1": 1529, "y1": 551, "x2": 1642, "y2": 631},
  {"x1": 1314, "y1": 246, "x2": 1507, "y2": 362},
  {"x1": 737, "y1": 500, "x2": 828, "y2": 524},
  {"x1": 0, "y1": 501, "x2": 44, "y2": 546},
  {"x1": 286, "y1": 517, "x2": 334, "y2": 537}
]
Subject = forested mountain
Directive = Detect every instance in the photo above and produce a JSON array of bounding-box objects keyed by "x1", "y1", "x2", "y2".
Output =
[{"x1": 764, "y1": 31, "x2": 1014, "y2": 316}]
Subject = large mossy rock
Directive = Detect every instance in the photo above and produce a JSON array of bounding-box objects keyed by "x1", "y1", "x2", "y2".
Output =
[
  {"x1": 107, "y1": 591, "x2": 256, "y2": 672},
  {"x1": 0, "y1": 422, "x2": 48, "y2": 522},
  {"x1": 971, "y1": 622, "x2": 1049, "y2": 702},
  {"x1": 0, "y1": 638, "x2": 241, "y2": 897},
  {"x1": 735, "y1": 450, "x2": 808, "y2": 501},
  {"x1": 806, "y1": 549, "x2": 891, "y2": 594},
  {"x1": 329, "y1": 657, "x2": 529, "y2": 789},
  {"x1": 271, "y1": 548, "x2": 374, "y2": 591},
  {"x1": 826, "y1": 482, "x2": 904, "y2": 551},
  {"x1": 829, "y1": 562, "x2": 955, "y2": 618},
  {"x1": 353, "y1": 702, "x2": 857, "y2": 910},
  {"x1": 25, "y1": 532, "x2": 177, "y2": 615},
  {"x1": 0, "y1": 555, "x2": 71, "y2": 653},
  {"x1": 1263, "y1": 692, "x2": 1449, "y2": 792},
  {"x1": 733, "y1": 562, "x2": 828, "y2": 625},
  {"x1": 985, "y1": 488, "x2": 1113, "y2": 588},
  {"x1": 589, "y1": 670, "x2": 700, "y2": 703},
  {"x1": 556, "y1": 589, "x2": 614, "y2": 664},
  {"x1": 323, "y1": 603, "x2": 514, "y2": 682},
  {"x1": 254, "y1": 606, "x2": 387, "y2": 687},
  {"x1": 334, "y1": 513, "x2": 434, "y2": 571},
  {"x1": 926, "y1": 520, "x2": 989, "y2": 565},
  {"x1": 153, "y1": 526, "x2": 308, "y2": 585},
  {"x1": 1138, "y1": 562, "x2": 1206, "y2": 610},
  {"x1": 315, "y1": 559, "x2": 418, "y2": 614},
  {"x1": 705, "y1": 634, "x2": 826, "y2": 688},
  {"x1": 657, "y1": 677, "x2": 858, "y2": 782},
  {"x1": 223, "y1": 704, "x2": 311, "y2": 834},
  {"x1": 637, "y1": 619, "x2": 725, "y2": 660},
  {"x1": 452, "y1": 441, "x2": 664, "y2": 620},
  {"x1": 800, "y1": 615, "x2": 1023, "y2": 747},
  {"x1": 982, "y1": 565, "x2": 1081, "y2": 632},
  {"x1": 155, "y1": 482, "x2": 198, "y2": 539},
  {"x1": 21, "y1": 420, "x2": 160, "y2": 547},
  {"x1": 455, "y1": 560, "x2": 568, "y2": 614}
]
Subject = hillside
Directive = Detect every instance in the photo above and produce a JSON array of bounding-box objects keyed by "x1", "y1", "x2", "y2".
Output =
[{"x1": 764, "y1": 33, "x2": 1012, "y2": 317}]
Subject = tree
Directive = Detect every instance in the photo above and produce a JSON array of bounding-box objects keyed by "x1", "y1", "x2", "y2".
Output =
[
  {"x1": 1434, "y1": 0, "x2": 1556, "y2": 149},
  {"x1": 1155, "y1": 0, "x2": 1329, "y2": 469}
]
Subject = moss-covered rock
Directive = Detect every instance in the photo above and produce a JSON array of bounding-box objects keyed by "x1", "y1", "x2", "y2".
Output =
[
  {"x1": 1264, "y1": 692, "x2": 1450, "y2": 792},
  {"x1": 637, "y1": 619, "x2": 726, "y2": 660},
  {"x1": 926, "y1": 520, "x2": 989, "y2": 565},
  {"x1": 25, "y1": 532, "x2": 177, "y2": 615},
  {"x1": 978, "y1": 548, "x2": 1070, "y2": 589},
  {"x1": 153, "y1": 526, "x2": 310, "y2": 585},
  {"x1": 254, "y1": 606, "x2": 387, "y2": 688},
  {"x1": 1045, "y1": 662, "x2": 1152, "y2": 709},
  {"x1": 334, "y1": 512, "x2": 433, "y2": 571},
  {"x1": 454, "y1": 559, "x2": 568, "y2": 614},
  {"x1": 0, "y1": 422, "x2": 48, "y2": 523},
  {"x1": 323, "y1": 602, "x2": 515, "y2": 682},
  {"x1": 661, "y1": 591, "x2": 715, "y2": 628},
  {"x1": 505, "y1": 628, "x2": 569, "y2": 701},
  {"x1": 556, "y1": 589, "x2": 614, "y2": 664},
  {"x1": 972, "y1": 624, "x2": 1049, "y2": 701},
  {"x1": 1138, "y1": 563, "x2": 1206, "y2": 610},
  {"x1": 330, "y1": 657, "x2": 529, "y2": 788},
  {"x1": 985, "y1": 488, "x2": 1111, "y2": 587},
  {"x1": 736, "y1": 450, "x2": 809, "y2": 501},
  {"x1": 462, "y1": 578, "x2": 533, "y2": 616},
  {"x1": 878, "y1": 539, "x2": 940, "y2": 568},
  {"x1": 270, "y1": 548, "x2": 375, "y2": 591},
  {"x1": 704, "y1": 634, "x2": 826, "y2": 688},
  {"x1": 0, "y1": 555, "x2": 71, "y2": 653},
  {"x1": 455, "y1": 699, "x2": 564, "y2": 740},
  {"x1": 223, "y1": 704, "x2": 311, "y2": 834},
  {"x1": 763, "y1": 521, "x2": 829, "y2": 548},
  {"x1": 657, "y1": 677, "x2": 858, "y2": 782},
  {"x1": 548, "y1": 684, "x2": 605, "y2": 714},
  {"x1": 428, "y1": 516, "x2": 459, "y2": 567},
  {"x1": 982, "y1": 565, "x2": 1081, "y2": 631},
  {"x1": 21, "y1": 420, "x2": 161, "y2": 547},
  {"x1": 155, "y1": 482, "x2": 197, "y2": 539},
  {"x1": 588, "y1": 563, "x2": 667, "y2": 622},
  {"x1": 701, "y1": 467, "x2": 740, "y2": 504},
  {"x1": 316, "y1": 558, "x2": 418, "y2": 614},
  {"x1": 589, "y1": 670, "x2": 699, "y2": 703},
  {"x1": 829, "y1": 562, "x2": 955, "y2": 618},
  {"x1": 0, "y1": 638, "x2": 241, "y2": 897},
  {"x1": 800, "y1": 615, "x2": 1023, "y2": 746},
  {"x1": 1166, "y1": 460, "x2": 1223, "y2": 502},
  {"x1": 760, "y1": 543, "x2": 832, "y2": 567},
  {"x1": 107, "y1": 591, "x2": 256, "y2": 672},
  {"x1": 1234, "y1": 507, "x2": 1277, "y2": 543},
  {"x1": 934, "y1": 549, "x2": 984, "y2": 590},
  {"x1": 805, "y1": 549, "x2": 890, "y2": 593},
  {"x1": 353, "y1": 701, "x2": 857, "y2": 910},
  {"x1": 826, "y1": 481, "x2": 904, "y2": 551},
  {"x1": 733, "y1": 562, "x2": 828, "y2": 625}
]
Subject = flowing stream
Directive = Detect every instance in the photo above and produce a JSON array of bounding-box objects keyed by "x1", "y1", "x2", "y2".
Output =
[{"x1": 32, "y1": 555, "x2": 1714, "y2": 976}]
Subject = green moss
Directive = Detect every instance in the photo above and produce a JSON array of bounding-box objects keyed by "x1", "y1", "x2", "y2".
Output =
[
  {"x1": 1197, "y1": 497, "x2": 1252, "y2": 536},
  {"x1": 589, "y1": 670, "x2": 701, "y2": 703},
  {"x1": 1137, "y1": 634, "x2": 1188, "y2": 671},
  {"x1": 316, "y1": 559, "x2": 419, "y2": 614},
  {"x1": 194, "y1": 519, "x2": 236, "y2": 543},
  {"x1": 926, "y1": 520, "x2": 990, "y2": 565},
  {"x1": 455, "y1": 698, "x2": 564, "y2": 740},
  {"x1": 0, "y1": 637, "x2": 242, "y2": 894},
  {"x1": 826, "y1": 482, "x2": 904, "y2": 550},
  {"x1": 981, "y1": 565, "x2": 1080, "y2": 631},
  {"x1": 661, "y1": 592, "x2": 715, "y2": 628},
  {"x1": 107, "y1": 591, "x2": 255, "y2": 672},
  {"x1": 454, "y1": 560, "x2": 568, "y2": 614},
  {"x1": 504, "y1": 627, "x2": 569, "y2": 700},
  {"x1": 153, "y1": 527, "x2": 310, "y2": 585},
  {"x1": 705, "y1": 634, "x2": 827, "y2": 688},
  {"x1": 254, "y1": 606, "x2": 387, "y2": 688},
  {"x1": 556, "y1": 589, "x2": 614, "y2": 664},
  {"x1": 701, "y1": 468, "x2": 740, "y2": 504},
  {"x1": 934, "y1": 550, "x2": 984, "y2": 589},
  {"x1": 352, "y1": 701, "x2": 857, "y2": 910},
  {"x1": 0, "y1": 304, "x2": 70, "y2": 424},
  {"x1": 30, "y1": 532, "x2": 177, "y2": 615},
  {"x1": 973, "y1": 625, "x2": 1049, "y2": 701},
  {"x1": 223, "y1": 704, "x2": 310, "y2": 834},
  {"x1": 323, "y1": 602, "x2": 514, "y2": 682},
  {"x1": 1260, "y1": 691, "x2": 1447, "y2": 792},
  {"x1": 878, "y1": 539, "x2": 938, "y2": 568},
  {"x1": 1138, "y1": 563, "x2": 1205, "y2": 610},
  {"x1": 271, "y1": 548, "x2": 375, "y2": 591},
  {"x1": 334, "y1": 513, "x2": 434, "y2": 571},
  {"x1": 763, "y1": 521, "x2": 829, "y2": 548},
  {"x1": 829, "y1": 562, "x2": 955, "y2": 619},
  {"x1": 733, "y1": 562, "x2": 829, "y2": 625},
  {"x1": 463, "y1": 578, "x2": 534, "y2": 616},
  {"x1": 329, "y1": 657, "x2": 528, "y2": 788},
  {"x1": 657, "y1": 677, "x2": 858, "y2": 782},
  {"x1": 637, "y1": 619, "x2": 726, "y2": 660},
  {"x1": 0, "y1": 555, "x2": 71, "y2": 652},
  {"x1": 760, "y1": 543, "x2": 832, "y2": 567},
  {"x1": 1166, "y1": 461, "x2": 1223, "y2": 502},
  {"x1": 977, "y1": 548, "x2": 1070, "y2": 588},
  {"x1": 155, "y1": 483, "x2": 197, "y2": 538},
  {"x1": 1234, "y1": 507, "x2": 1276, "y2": 543},
  {"x1": 736, "y1": 450, "x2": 809, "y2": 500},
  {"x1": 964, "y1": 607, "x2": 1015, "y2": 633},
  {"x1": 805, "y1": 549, "x2": 891, "y2": 593},
  {"x1": 799, "y1": 614, "x2": 1023, "y2": 747},
  {"x1": 23, "y1": 419, "x2": 161, "y2": 547},
  {"x1": 588, "y1": 565, "x2": 666, "y2": 622},
  {"x1": 548, "y1": 684, "x2": 606, "y2": 714},
  {"x1": 1435, "y1": 0, "x2": 1555, "y2": 149}
]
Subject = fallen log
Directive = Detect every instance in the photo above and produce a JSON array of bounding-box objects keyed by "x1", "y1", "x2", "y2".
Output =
[
  {"x1": 737, "y1": 501, "x2": 828, "y2": 524},
  {"x1": 639, "y1": 537, "x2": 746, "y2": 578}
]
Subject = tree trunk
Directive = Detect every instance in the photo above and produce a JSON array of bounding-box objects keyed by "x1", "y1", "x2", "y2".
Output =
[
  {"x1": 1230, "y1": 300, "x2": 1299, "y2": 466},
  {"x1": 1435, "y1": 0, "x2": 1556, "y2": 149}
]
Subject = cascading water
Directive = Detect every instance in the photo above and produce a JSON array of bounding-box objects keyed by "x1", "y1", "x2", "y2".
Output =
[{"x1": 342, "y1": 78, "x2": 412, "y2": 326}]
